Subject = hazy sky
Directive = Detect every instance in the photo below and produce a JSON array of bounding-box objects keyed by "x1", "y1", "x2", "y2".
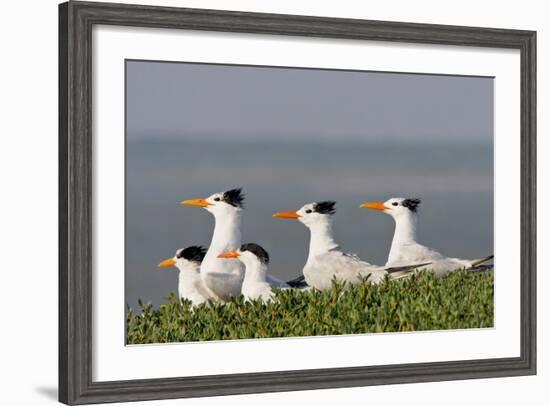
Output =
[{"x1": 126, "y1": 60, "x2": 493, "y2": 142}]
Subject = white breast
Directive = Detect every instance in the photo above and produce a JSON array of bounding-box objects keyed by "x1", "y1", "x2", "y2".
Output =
[
  {"x1": 241, "y1": 280, "x2": 274, "y2": 302},
  {"x1": 200, "y1": 256, "x2": 244, "y2": 299},
  {"x1": 178, "y1": 269, "x2": 219, "y2": 305},
  {"x1": 200, "y1": 208, "x2": 245, "y2": 299}
]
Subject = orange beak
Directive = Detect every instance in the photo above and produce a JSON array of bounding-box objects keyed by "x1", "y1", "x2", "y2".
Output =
[
  {"x1": 180, "y1": 198, "x2": 211, "y2": 207},
  {"x1": 158, "y1": 258, "x2": 176, "y2": 267},
  {"x1": 217, "y1": 250, "x2": 240, "y2": 259},
  {"x1": 359, "y1": 202, "x2": 387, "y2": 211},
  {"x1": 272, "y1": 211, "x2": 301, "y2": 219}
]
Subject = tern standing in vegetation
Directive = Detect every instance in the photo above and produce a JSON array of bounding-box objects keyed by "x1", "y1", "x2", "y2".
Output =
[
  {"x1": 360, "y1": 198, "x2": 493, "y2": 277},
  {"x1": 218, "y1": 243, "x2": 287, "y2": 301},
  {"x1": 181, "y1": 188, "x2": 246, "y2": 300},
  {"x1": 158, "y1": 246, "x2": 219, "y2": 305}
]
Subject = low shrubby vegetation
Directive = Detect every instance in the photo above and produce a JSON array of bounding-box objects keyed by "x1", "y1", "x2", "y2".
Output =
[{"x1": 126, "y1": 269, "x2": 494, "y2": 344}]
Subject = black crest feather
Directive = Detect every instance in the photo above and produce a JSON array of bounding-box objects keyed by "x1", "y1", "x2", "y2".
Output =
[
  {"x1": 222, "y1": 188, "x2": 245, "y2": 208},
  {"x1": 402, "y1": 198, "x2": 421, "y2": 212},
  {"x1": 240, "y1": 243, "x2": 269, "y2": 264},
  {"x1": 313, "y1": 201, "x2": 336, "y2": 215},
  {"x1": 176, "y1": 246, "x2": 207, "y2": 263}
]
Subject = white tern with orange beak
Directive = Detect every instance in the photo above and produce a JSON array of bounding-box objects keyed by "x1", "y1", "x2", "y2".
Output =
[
  {"x1": 218, "y1": 243, "x2": 288, "y2": 301},
  {"x1": 181, "y1": 189, "x2": 246, "y2": 299},
  {"x1": 158, "y1": 246, "x2": 220, "y2": 305},
  {"x1": 360, "y1": 198, "x2": 493, "y2": 277}
]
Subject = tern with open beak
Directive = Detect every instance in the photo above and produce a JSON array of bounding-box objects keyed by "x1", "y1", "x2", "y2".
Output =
[
  {"x1": 273, "y1": 201, "x2": 428, "y2": 290},
  {"x1": 218, "y1": 243, "x2": 288, "y2": 301},
  {"x1": 158, "y1": 246, "x2": 220, "y2": 305},
  {"x1": 360, "y1": 198, "x2": 493, "y2": 277}
]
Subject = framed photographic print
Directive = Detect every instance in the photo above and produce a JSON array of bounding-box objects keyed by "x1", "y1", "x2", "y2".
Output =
[{"x1": 59, "y1": 1, "x2": 536, "y2": 404}]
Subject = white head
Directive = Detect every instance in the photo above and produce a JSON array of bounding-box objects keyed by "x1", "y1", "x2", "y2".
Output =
[
  {"x1": 272, "y1": 201, "x2": 336, "y2": 228},
  {"x1": 158, "y1": 245, "x2": 207, "y2": 272},
  {"x1": 360, "y1": 197, "x2": 421, "y2": 220},
  {"x1": 217, "y1": 243, "x2": 270, "y2": 270},
  {"x1": 180, "y1": 188, "x2": 244, "y2": 217}
]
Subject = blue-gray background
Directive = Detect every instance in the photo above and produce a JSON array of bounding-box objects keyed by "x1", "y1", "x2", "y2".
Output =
[{"x1": 125, "y1": 60, "x2": 493, "y2": 310}]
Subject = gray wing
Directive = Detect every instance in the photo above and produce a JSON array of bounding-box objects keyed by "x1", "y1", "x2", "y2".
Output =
[
  {"x1": 314, "y1": 250, "x2": 387, "y2": 284},
  {"x1": 266, "y1": 273, "x2": 290, "y2": 288},
  {"x1": 389, "y1": 242, "x2": 446, "y2": 264},
  {"x1": 192, "y1": 279, "x2": 221, "y2": 301}
]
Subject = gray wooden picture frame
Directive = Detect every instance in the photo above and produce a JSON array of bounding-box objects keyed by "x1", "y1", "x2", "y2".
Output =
[{"x1": 59, "y1": 1, "x2": 536, "y2": 404}]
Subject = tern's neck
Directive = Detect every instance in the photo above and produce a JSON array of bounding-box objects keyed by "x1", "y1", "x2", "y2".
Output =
[
  {"x1": 389, "y1": 211, "x2": 418, "y2": 260},
  {"x1": 177, "y1": 264, "x2": 203, "y2": 300},
  {"x1": 210, "y1": 210, "x2": 242, "y2": 252},
  {"x1": 242, "y1": 261, "x2": 268, "y2": 283},
  {"x1": 177, "y1": 264, "x2": 200, "y2": 282},
  {"x1": 307, "y1": 217, "x2": 339, "y2": 257}
]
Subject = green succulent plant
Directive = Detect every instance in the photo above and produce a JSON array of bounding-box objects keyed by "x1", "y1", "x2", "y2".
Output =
[{"x1": 126, "y1": 269, "x2": 494, "y2": 344}]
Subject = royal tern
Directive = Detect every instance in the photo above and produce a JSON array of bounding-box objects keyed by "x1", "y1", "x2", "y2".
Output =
[
  {"x1": 218, "y1": 243, "x2": 288, "y2": 301},
  {"x1": 158, "y1": 246, "x2": 219, "y2": 305},
  {"x1": 360, "y1": 198, "x2": 493, "y2": 277},
  {"x1": 181, "y1": 188, "x2": 245, "y2": 299},
  {"x1": 273, "y1": 201, "x2": 426, "y2": 290}
]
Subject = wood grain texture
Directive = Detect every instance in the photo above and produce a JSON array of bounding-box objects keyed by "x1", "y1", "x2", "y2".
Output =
[
  {"x1": 58, "y1": 3, "x2": 69, "y2": 404},
  {"x1": 58, "y1": 1, "x2": 537, "y2": 404}
]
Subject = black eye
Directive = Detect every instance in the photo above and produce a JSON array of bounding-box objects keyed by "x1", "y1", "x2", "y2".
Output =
[
  {"x1": 214, "y1": 197, "x2": 220, "y2": 202},
  {"x1": 305, "y1": 209, "x2": 312, "y2": 214},
  {"x1": 392, "y1": 202, "x2": 399, "y2": 206}
]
